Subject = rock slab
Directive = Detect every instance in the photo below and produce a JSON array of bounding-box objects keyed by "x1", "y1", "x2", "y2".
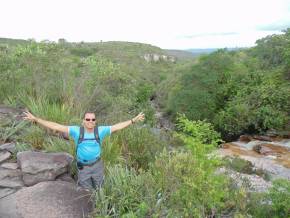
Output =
[
  {"x1": 17, "y1": 151, "x2": 73, "y2": 186},
  {"x1": 0, "y1": 181, "x2": 93, "y2": 218}
]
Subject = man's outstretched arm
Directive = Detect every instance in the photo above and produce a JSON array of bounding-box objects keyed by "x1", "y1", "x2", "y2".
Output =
[
  {"x1": 111, "y1": 112, "x2": 145, "y2": 133},
  {"x1": 23, "y1": 111, "x2": 69, "y2": 134}
]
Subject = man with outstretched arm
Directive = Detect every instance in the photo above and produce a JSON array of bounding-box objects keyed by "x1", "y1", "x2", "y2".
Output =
[{"x1": 23, "y1": 111, "x2": 145, "y2": 190}]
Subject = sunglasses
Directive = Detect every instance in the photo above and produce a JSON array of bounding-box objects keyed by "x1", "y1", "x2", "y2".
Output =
[{"x1": 85, "y1": 118, "x2": 96, "y2": 121}]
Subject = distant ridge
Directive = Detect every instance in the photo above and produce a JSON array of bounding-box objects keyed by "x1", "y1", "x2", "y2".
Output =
[
  {"x1": 0, "y1": 37, "x2": 28, "y2": 45},
  {"x1": 186, "y1": 47, "x2": 246, "y2": 55},
  {"x1": 165, "y1": 49, "x2": 196, "y2": 59}
]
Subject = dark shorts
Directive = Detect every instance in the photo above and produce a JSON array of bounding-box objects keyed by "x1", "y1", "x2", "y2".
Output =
[{"x1": 77, "y1": 159, "x2": 104, "y2": 190}]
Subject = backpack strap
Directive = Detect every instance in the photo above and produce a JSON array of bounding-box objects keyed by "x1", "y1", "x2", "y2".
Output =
[
  {"x1": 77, "y1": 126, "x2": 100, "y2": 145},
  {"x1": 76, "y1": 127, "x2": 84, "y2": 156},
  {"x1": 78, "y1": 126, "x2": 85, "y2": 145},
  {"x1": 94, "y1": 127, "x2": 100, "y2": 144}
]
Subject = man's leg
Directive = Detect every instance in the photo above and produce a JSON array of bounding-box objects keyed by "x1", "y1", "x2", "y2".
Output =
[
  {"x1": 77, "y1": 160, "x2": 104, "y2": 190},
  {"x1": 90, "y1": 160, "x2": 104, "y2": 189}
]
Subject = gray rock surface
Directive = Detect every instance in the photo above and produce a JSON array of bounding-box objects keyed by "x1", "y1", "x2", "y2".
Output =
[
  {"x1": 17, "y1": 151, "x2": 73, "y2": 186},
  {"x1": 56, "y1": 173, "x2": 76, "y2": 183},
  {"x1": 0, "y1": 187, "x2": 17, "y2": 199},
  {"x1": 218, "y1": 168, "x2": 272, "y2": 192},
  {"x1": 1, "y1": 162, "x2": 19, "y2": 169},
  {"x1": 0, "y1": 142, "x2": 16, "y2": 153},
  {"x1": 0, "y1": 181, "x2": 93, "y2": 218},
  {"x1": 0, "y1": 150, "x2": 11, "y2": 163},
  {"x1": 0, "y1": 167, "x2": 24, "y2": 188}
]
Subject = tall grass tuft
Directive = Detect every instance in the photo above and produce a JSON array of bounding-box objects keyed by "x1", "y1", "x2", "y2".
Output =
[
  {"x1": 19, "y1": 94, "x2": 78, "y2": 124},
  {"x1": 110, "y1": 127, "x2": 166, "y2": 170},
  {"x1": 94, "y1": 165, "x2": 158, "y2": 217}
]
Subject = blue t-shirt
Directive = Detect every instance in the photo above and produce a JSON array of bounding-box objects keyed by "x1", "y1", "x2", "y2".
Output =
[{"x1": 69, "y1": 126, "x2": 111, "y2": 163}]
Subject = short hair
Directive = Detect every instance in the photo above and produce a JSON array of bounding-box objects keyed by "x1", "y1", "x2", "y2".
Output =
[{"x1": 83, "y1": 111, "x2": 96, "y2": 118}]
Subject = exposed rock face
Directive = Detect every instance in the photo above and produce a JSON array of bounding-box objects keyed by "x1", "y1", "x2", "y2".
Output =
[
  {"x1": 0, "y1": 147, "x2": 94, "y2": 218},
  {"x1": 219, "y1": 139, "x2": 290, "y2": 180},
  {"x1": 17, "y1": 151, "x2": 74, "y2": 186},
  {"x1": 0, "y1": 168, "x2": 24, "y2": 189},
  {"x1": 0, "y1": 181, "x2": 93, "y2": 218},
  {"x1": 218, "y1": 168, "x2": 272, "y2": 192},
  {"x1": 0, "y1": 150, "x2": 11, "y2": 163},
  {"x1": 0, "y1": 142, "x2": 17, "y2": 153},
  {"x1": 143, "y1": 53, "x2": 176, "y2": 63},
  {"x1": 253, "y1": 143, "x2": 289, "y2": 155}
]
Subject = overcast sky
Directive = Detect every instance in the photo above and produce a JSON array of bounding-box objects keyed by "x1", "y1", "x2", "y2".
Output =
[{"x1": 1, "y1": 0, "x2": 290, "y2": 49}]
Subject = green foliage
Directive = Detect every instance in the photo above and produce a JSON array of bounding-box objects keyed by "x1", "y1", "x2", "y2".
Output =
[
  {"x1": 20, "y1": 125, "x2": 47, "y2": 150},
  {"x1": 43, "y1": 137, "x2": 75, "y2": 157},
  {"x1": 20, "y1": 95, "x2": 77, "y2": 124},
  {"x1": 165, "y1": 31, "x2": 290, "y2": 138},
  {"x1": 136, "y1": 84, "x2": 154, "y2": 103},
  {"x1": 246, "y1": 179, "x2": 290, "y2": 218},
  {"x1": 150, "y1": 150, "x2": 229, "y2": 217},
  {"x1": 94, "y1": 165, "x2": 158, "y2": 217},
  {"x1": 215, "y1": 70, "x2": 290, "y2": 138},
  {"x1": 111, "y1": 127, "x2": 166, "y2": 170},
  {"x1": 268, "y1": 179, "x2": 290, "y2": 217},
  {"x1": 101, "y1": 138, "x2": 124, "y2": 166},
  {"x1": 0, "y1": 120, "x2": 28, "y2": 143},
  {"x1": 148, "y1": 116, "x2": 229, "y2": 217},
  {"x1": 176, "y1": 114, "x2": 222, "y2": 148}
]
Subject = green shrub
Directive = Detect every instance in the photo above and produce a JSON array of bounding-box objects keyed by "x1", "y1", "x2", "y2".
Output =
[
  {"x1": 150, "y1": 150, "x2": 229, "y2": 217},
  {"x1": 0, "y1": 120, "x2": 28, "y2": 143},
  {"x1": 94, "y1": 165, "x2": 158, "y2": 217},
  {"x1": 111, "y1": 127, "x2": 166, "y2": 170},
  {"x1": 176, "y1": 114, "x2": 223, "y2": 149},
  {"x1": 21, "y1": 125, "x2": 47, "y2": 150},
  {"x1": 268, "y1": 179, "x2": 290, "y2": 217},
  {"x1": 20, "y1": 95, "x2": 77, "y2": 124},
  {"x1": 101, "y1": 138, "x2": 124, "y2": 167},
  {"x1": 136, "y1": 84, "x2": 154, "y2": 104},
  {"x1": 149, "y1": 116, "x2": 230, "y2": 217},
  {"x1": 247, "y1": 179, "x2": 290, "y2": 218}
]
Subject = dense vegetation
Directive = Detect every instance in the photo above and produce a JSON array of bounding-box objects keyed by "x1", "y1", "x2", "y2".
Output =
[
  {"x1": 162, "y1": 29, "x2": 290, "y2": 140},
  {"x1": 0, "y1": 30, "x2": 289, "y2": 217}
]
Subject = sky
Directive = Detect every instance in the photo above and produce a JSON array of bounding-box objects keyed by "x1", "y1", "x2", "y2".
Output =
[{"x1": 1, "y1": 0, "x2": 290, "y2": 49}]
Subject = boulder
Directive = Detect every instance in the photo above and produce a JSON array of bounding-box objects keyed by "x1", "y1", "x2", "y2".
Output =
[
  {"x1": 0, "y1": 167, "x2": 24, "y2": 189},
  {"x1": 252, "y1": 135, "x2": 273, "y2": 142},
  {"x1": 0, "y1": 142, "x2": 16, "y2": 153},
  {"x1": 17, "y1": 151, "x2": 74, "y2": 186},
  {"x1": 1, "y1": 162, "x2": 19, "y2": 170},
  {"x1": 0, "y1": 167, "x2": 24, "y2": 199},
  {"x1": 0, "y1": 181, "x2": 93, "y2": 218},
  {"x1": 56, "y1": 173, "x2": 76, "y2": 183},
  {"x1": 0, "y1": 150, "x2": 11, "y2": 164},
  {"x1": 253, "y1": 143, "x2": 289, "y2": 155},
  {"x1": 0, "y1": 188, "x2": 17, "y2": 199},
  {"x1": 239, "y1": 135, "x2": 252, "y2": 142}
]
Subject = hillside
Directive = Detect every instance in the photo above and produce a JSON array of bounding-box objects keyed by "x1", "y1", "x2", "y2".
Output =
[{"x1": 0, "y1": 32, "x2": 290, "y2": 217}]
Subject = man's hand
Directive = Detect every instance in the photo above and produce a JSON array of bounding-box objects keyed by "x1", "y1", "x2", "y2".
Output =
[
  {"x1": 111, "y1": 112, "x2": 145, "y2": 133},
  {"x1": 132, "y1": 112, "x2": 145, "y2": 123},
  {"x1": 23, "y1": 110, "x2": 37, "y2": 122}
]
